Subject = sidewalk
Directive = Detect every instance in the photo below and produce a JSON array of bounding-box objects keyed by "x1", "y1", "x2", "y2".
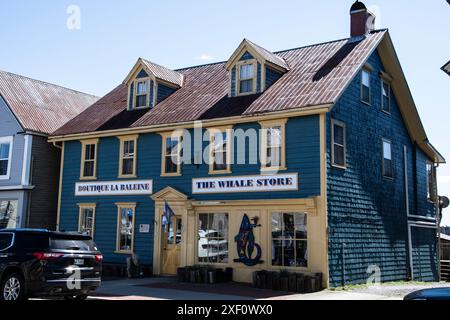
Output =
[{"x1": 90, "y1": 277, "x2": 402, "y2": 300}]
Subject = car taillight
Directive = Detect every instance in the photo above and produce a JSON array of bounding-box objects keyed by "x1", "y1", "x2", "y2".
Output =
[
  {"x1": 95, "y1": 254, "x2": 103, "y2": 262},
  {"x1": 32, "y1": 252, "x2": 64, "y2": 261}
]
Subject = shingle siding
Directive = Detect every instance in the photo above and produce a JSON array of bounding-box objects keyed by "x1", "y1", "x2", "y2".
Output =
[
  {"x1": 265, "y1": 67, "x2": 283, "y2": 89},
  {"x1": 27, "y1": 135, "x2": 60, "y2": 229},
  {"x1": 327, "y1": 50, "x2": 438, "y2": 287},
  {"x1": 156, "y1": 83, "x2": 176, "y2": 104}
]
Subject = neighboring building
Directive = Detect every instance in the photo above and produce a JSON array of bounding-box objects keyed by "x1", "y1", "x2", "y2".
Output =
[
  {"x1": 0, "y1": 71, "x2": 98, "y2": 230},
  {"x1": 440, "y1": 234, "x2": 450, "y2": 281},
  {"x1": 49, "y1": 1, "x2": 445, "y2": 287},
  {"x1": 442, "y1": 61, "x2": 450, "y2": 76}
]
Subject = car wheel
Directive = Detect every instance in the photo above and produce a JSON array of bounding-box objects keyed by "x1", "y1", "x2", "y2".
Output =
[
  {"x1": 1, "y1": 273, "x2": 26, "y2": 301},
  {"x1": 64, "y1": 294, "x2": 88, "y2": 301}
]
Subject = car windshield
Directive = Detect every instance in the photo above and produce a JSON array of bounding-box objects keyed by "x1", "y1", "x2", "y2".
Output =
[{"x1": 50, "y1": 237, "x2": 97, "y2": 251}]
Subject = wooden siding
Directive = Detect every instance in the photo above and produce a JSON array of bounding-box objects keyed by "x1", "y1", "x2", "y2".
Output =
[
  {"x1": 58, "y1": 115, "x2": 321, "y2": 266},
  {"x1": 27, "y1": 135, "x2": 60, "y2": 229}
]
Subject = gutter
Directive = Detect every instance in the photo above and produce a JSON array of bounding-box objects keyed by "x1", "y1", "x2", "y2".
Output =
[{"x1": 48, "y1": 104, "x2": 332, "y2": 143}]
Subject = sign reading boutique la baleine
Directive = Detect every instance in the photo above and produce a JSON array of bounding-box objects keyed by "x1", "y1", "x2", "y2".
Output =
[
  {"x1": 75, "y1": 180, "x2": 153, "y2": 196},
  {"x1": 192, "y1": 173, "x2": 298, "y2": 194}
]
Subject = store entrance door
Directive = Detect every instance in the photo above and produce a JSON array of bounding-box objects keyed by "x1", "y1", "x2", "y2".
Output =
[{"x1": 161, "y1": 216, "x2": 182, "y2": 275}]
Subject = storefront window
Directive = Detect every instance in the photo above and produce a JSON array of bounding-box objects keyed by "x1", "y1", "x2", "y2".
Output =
[
  {"x1": 78, "y1": 205, "x2": 95, "y2": 238},
  {"x1": 272, "y1": 212, "x2": 307, "y2": 267},
  {"x1": 116, "y1": 204, "x2": 135, "y2": 253},
  {"x1": 198, "y1": 213, "x2": 229, "y2": 264},
  {"x1": 0, "y1": 200, "x2": 18, "y2": 229}
]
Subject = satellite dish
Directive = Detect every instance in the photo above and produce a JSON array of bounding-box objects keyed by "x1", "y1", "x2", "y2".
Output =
[{"x1": 439, "y1": 196, "x2": 450, "y2": 209}]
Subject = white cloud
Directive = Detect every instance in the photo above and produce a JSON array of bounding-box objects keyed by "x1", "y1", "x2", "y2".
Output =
[{"x1": 198, "y1": 54, "x2": 213, "y2": 61}]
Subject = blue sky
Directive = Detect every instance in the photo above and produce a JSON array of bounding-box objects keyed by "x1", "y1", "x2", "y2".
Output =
[{"x1": 1, "y1": 1, "x2": 450, "y2": 225}]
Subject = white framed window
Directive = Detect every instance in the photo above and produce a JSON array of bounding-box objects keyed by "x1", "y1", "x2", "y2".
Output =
[
  {"x1": 426, "y1": 161, "x2": 436, "y2": 202},
  {"x1": 78, "y1": 204, "x2": 96, "y2": 238},
  {"x1": 160, "y1": 132, "x2": 183, "y2": 176},
  {"x1": 209, "y1": 127, "x2": 232, "y2": 174},
  {"x1": 115, "y1": 203, "x2": 136, "y2": 254},
  {"x1": 237, "y1": 61, "x2": 256, "y2": 95},
  {"x1": 361, "y1": 69, "x2": 371, "y2": 105},
  {"x1": 80, "y1": 139, "x2": 98, "y2": 180},
  {"x1": 259, "y1": 119, "x2": 287, "y2": 171},
  {"x1": 382, "y1": 139, "x2": 393, "y2": 179},
  {"x1": 381, "y1": 79, "x2": 391, "y2": 113},
  {"x1": 198, "y1": 213, "x2": 229, "y2": 264},
  {"x1": 271, "y1": 212, "x2": 308, "y2": 268},
  {"x1": 0, "y1": 136, "x2": 13, "y2": 180},
  {"x1": 0, "y1": 200, "x2": 18, "y2": 229},
  {"x1": 118, "y1": 135, "x2": 138, "y2": 178},
  {"x1": 134, "y1": 79, "x2": 149, "y2": 109},
  {"x1": 331, "y1": 120, "x2": 346, "y2": 168}
]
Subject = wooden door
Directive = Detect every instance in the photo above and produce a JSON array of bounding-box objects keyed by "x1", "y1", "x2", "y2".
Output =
[{"x1": 161, "y1": 216, "x2": 182, "y2": 275}]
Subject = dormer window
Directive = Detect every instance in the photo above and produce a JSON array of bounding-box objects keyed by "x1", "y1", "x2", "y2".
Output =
[
  {"x1": 124, "y1": 58, "x2": 184, "y2": 111},
  {"x1": 226, "y1": 39, "x2": 289, "y2": 98},
  {"x1": 135, "y1": 80, "x2": 149, "y2": 109},
  {"x1": 238, "y1": 62, "x2": 256, "y2": 95}
]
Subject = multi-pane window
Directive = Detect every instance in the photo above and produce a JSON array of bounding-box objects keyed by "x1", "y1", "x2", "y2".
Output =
[
  {"x1": 79, "y1": 205, "x2": 95, "y2": 238},
  {"x1": 0, "y1": 137, "x2": 12, "y2": 179},
  {"x1": 162, "y1": 134, "x2": 182, "y2": 175},
  {"x1": 0, "y1": 200, "x2": 18, "y2": 229},
  {"x1": 116, "y1": 204, "x2": 135, "y2": 253},
  {"x1": 238, "y1": 63, "x2": 254, "y2": 94},
  {"x1": 272, "y1": 212, "x2": 308, "y2": 267},
  {"x1": 381, "y1": 80, "x2": 391, "y2": 113},
  {"x1": 210, "y1": 129, "x2": 231, "y2": 173},
  {"x1": 361, "y1": 69, "x2": 371, "y2": 104},
  {"x1": 81, "y1": 140, "x2": 98, "y2": 179},
  {"x1": 119, "y1": 136, "x2": 138, "y2": 177},
  {"x1": 382, "y1": 139, "x2": 393, "y2": 178},
  {"x1": 135, "y1": 80, "x2": 148, "y2": 108},
  {"x1": 266, "y1": 126, "x2": 282, "y2": 168},
  {"x1": 198, "y1": 213, "x2": 229, "y2": 264},
  {"x1": 332, "y1": 120, "x2": 346, "y2": 168},
  {"x1": 426, "y1": 161, "x2": 435, "y2": 201}
]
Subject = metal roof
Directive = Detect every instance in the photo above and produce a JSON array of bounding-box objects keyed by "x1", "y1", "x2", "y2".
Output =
[
  {"x1": 141, "y1": 59, "x2": 184, "y2": 87},
  {"x1": 0, "y1": 71, "x2": 98, "y2": 135},
  {"x1": 245, "y1": 39, "x2": 290, "y2": 70},
  {"x1": 53, "y1": 30, "x2": 387, "y2": 136}
]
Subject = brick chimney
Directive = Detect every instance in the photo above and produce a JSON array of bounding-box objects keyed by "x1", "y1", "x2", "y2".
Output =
[{"x1": 350, "y1": 1, "x2": 376, "y2": 37}]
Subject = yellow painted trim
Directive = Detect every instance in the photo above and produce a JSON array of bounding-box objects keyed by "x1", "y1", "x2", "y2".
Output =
[
  {"x1": 77, "y1": 203, "x2": 96, "y2": 239},
  {"x1": 117, "y1": 134, "x2": 139, "y2": 178},
  {"x1": 56, "y1": 142, "x2": 65, "y2": 231},
  {"x1": 79, "y1": 139, "x2": 99, "y2": 180},
  {"x1": 236, "y1": 59, "x2": 257, "y2": 96},
  {"x1": 208, "y1": 126, "x2": 233, "y2": 175},
  {"x1": 133, "y1": 78, "x2": 151, "y2": 110},
  {"x1": 159, "y1": 131, "x2": 183, "y2": 177},
  {"x1": 49, "y1": 105, "x2": 331, "y2": 143},
  {"x1": 258, "y1": 118, "x2": 288, "y2": 171},
  {"x1": 115, "y1": 202, "x2": 136, "y2": 254}
]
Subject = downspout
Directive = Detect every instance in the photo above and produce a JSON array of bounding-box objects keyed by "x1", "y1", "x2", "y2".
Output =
[
  {"x1": 404, "y1": 145, "x2": 414, "y2": 280},
  {"x1": 435, "y1": 163, "x2": 441, "y2": 281}
]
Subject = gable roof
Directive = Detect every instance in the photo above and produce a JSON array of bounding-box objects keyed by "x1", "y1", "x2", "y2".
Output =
[
  {"x1": 123, "y1": 58, "x2": 184, "y2": 87},
  {"x1": 225, "y1": 39, "x2": 289, "y2": 71},
  {"x1": 0, "y1": 70, "x2": 98, "y2": 135},
  {"x1": 442, "y1": 61, "x2": 450, "y2": 76},
  {"x1": 50, "y1": 30, "x2": 443, "y2": 163}
]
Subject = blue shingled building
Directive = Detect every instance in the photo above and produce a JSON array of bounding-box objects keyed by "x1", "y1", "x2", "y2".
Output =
[{"x1": 49, "y1": 1, "x2": 445, "y2": 287}]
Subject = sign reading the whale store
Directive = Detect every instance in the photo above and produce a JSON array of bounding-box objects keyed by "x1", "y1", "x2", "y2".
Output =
[
  {"x1": 75, "y1": 180, "x2": 153, "y2": 196},
  {"x1": 192, "y1": 173, "x2": 298, "y2": 194}
]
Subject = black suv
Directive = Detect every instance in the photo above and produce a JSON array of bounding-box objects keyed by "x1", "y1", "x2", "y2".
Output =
[{"x1": 0, "y1": 229, "x2": 102, "y2": 301}]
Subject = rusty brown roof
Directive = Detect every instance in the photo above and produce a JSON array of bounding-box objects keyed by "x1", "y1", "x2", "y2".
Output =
[
  {"x1": 53, "y1": 30, "x2": 387, "y2": 136},
  {"x1": 141, "y1": 59, "x2": 184, "y2": 87},
  {"x1": 0, "y1": 71, "x2": 98, "y2": 135},
  {"x1": 245, "y1": 39, "x2": 290, "y2": 70}
]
